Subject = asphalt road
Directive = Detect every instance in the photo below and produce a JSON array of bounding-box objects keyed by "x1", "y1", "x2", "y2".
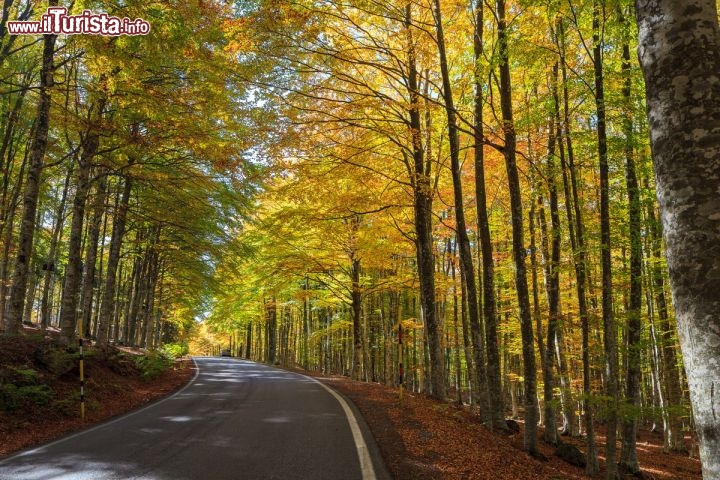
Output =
[{"x1": 0, "y1": 358, "x2": 391, "y2": 480}]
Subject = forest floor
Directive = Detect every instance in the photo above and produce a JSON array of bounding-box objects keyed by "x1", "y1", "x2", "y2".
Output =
[{"x1": 0, "y1": 340, "x2": 701, "y2": 480}]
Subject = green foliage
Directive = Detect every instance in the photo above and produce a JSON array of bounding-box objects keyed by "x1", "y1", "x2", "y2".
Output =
[
  {"x1": 1, "y1": 366, "x2": 43, "y2": 386},
  {"x1": 0, "y1": 384, "x2": 54, "y2": 412},
  {"x1": 134, "y1": 351, "x2": 174, "y2": 381},
  {"x1": 160, "y1": 342, "x2": 189, "y2": 359}
]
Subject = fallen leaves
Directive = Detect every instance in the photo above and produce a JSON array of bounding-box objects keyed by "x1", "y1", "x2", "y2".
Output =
[{"x1": 319, "y1": 375, "x2": 701, "y2": 480}]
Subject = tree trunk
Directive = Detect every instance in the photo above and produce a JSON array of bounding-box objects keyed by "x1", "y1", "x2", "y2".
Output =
[
  {"x1": 542, "y1": 101, "x2": 562, "y2": 446},
  {"x1": 433, "y1": 0, "x2": 490, "y2": 421},
  {"x1": 127, "y1": 239, "x2": 150, "y2": 346},
  {"x1": 591, "y1": 2, "x2": 620, "y2": 477},
  {"x1": 59, "y1": 116, "x2": 103, "y2": 344},
  {"x1": 496, "y1": 0, "x2": 537, "y2": 455},
  {"x1": 5, "y1": 26, "x2": 56, "y2": 334},
  {"x1": 79, "y1": 172, "x2": 107, "y2": 338},
  {"x1": 647, "y1": 200, "x2": 687, "y2": 453},
  {"x1": 39, "y1": 169, "x2": 72, "y2": 330},
  {"x1": 351, "y1": 254, "x2": 362, "y2": 380},
  {"x1": 635, "y1": 2, "x2": 720, "y2": 478},
  {"x1": 0, "y1": 75, "x2": 30, "y2": 233},
  {"x1": 0, "y1": 148, "x2": 28, "y2": 328},
  {"x1": 267, "y1": 297, "x2": 277, "y2": 364},
  {"x1": 530, "y1": 190, "x2": 545, "y2": 381},
  {"x1": 405, "y1": 3, "x2": 445, "y2": 400},
  {"x1": 140, "y1": 252, "x2": 159, "y2": 349},
  {"x1": 460, "y1": 268, "x2": 477, "y2": 404},
  {"x1": 96, "y1": 175, "x2": 132, "y2": 344},
  {"x1": 555, "y1": 17, "x2": 598, "y2": 472},
  {"x1": 619, "y1": 7, "x2": 642, "y2": 474},
  {"x1": 302, "y1": 277, "x2": 309, "y2": 369},
  {"x1": 473, "y1": 0, "x2": 504, "y2": 429}
]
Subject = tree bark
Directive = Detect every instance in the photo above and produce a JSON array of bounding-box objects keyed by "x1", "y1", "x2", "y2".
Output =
[
  {"x1": 5, "y1": 25, "x2": 56, "y2": 334},
  {"x1": 619, "y1": 7, "x2": 642, "y2": 474},
  {"x1": 635, "y1": 2, "x2": 720, "y2": 478},
  {"x1": 472, "y1": 0, "x2": 505, "y2": 430},
  {"x1": 405, "y1": 3, "x2": 445, "y2": 400},
  {"x1": 351, "y1": 253, "x2": 363, "y2": 380},
  {"x1": 96, "y1": 175, "x2": 132, "y2": 344},
  {"x1": 542, "y1": 103, "x2": 562, "y2": 447},
  {"x1": 40, "y1": 165, "x2": 72, "y2": 330},
  {"x1": 127, "y1": 237, "x2": 149, "y2": 346},
  {"x1": 79, "y1": 172, "x2": 107, "y2": 338},
  {"x1": 591, "y1": 2, "x2": 620, "y2": 477},
  {"x1": 433, "y1": 0, "x2": 491, "y2": 421},
  {"x1": 59, "y1": 114, "x2": 103, "y2": 344},
  {"x1": 0, "y1": 147, "x2": 28, "y2": 328},
  {"x1": 555, "y1": 17, "x2": 598, "y2": 472},
  {"x1": 267, "y1": 297, "x2": 277, "y2": 364},
  {"x1": 496, "y1": 0, "x2": 537, "y2": 455}
]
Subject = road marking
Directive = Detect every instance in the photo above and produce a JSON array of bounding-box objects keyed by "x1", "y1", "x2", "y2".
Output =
[
  {"x1": 311, "y1": 378, "x2": 378, "y2": 480},
  {"x1": 0, "y1": 357, "x2": 200, "y2": 465}
]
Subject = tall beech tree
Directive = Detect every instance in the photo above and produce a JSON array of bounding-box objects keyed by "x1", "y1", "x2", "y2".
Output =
[
  {"x1": 432, "y1": 0, "x2": 490, "y2": 420},
  {"x1": 591, "y1": 1, "x2": 620, "y2": 477},
  {"x1": 495, "y1": 0, "x2": 538, "y2": 455},
  {"x1": 619, "y1": 5, "x2": 643, "y2": 474},
  {"x1": 472, "y1": 0, "x2": 505, "y2": 432},
  {"x1": 5, "y1": 20, "x2": 56, "y2": 334},
  {"x1": 59, "y1": 93, "x2": 106, "y2": 344},
  {"x1": 636, "y1": 1, "x2": 720, "y2": 478}
]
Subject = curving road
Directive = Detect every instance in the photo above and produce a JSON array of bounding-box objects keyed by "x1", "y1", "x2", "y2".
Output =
[{"x1": 0, "y1": 358, "x2": 390, "y2": 480}]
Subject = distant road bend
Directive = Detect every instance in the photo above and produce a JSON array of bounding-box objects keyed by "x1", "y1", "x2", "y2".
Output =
[{"x1": 0, "y1": 358, "x2": 390, "y2": 480}]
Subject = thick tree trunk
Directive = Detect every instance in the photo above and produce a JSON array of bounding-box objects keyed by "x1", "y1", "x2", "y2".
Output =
[
  {"x1": 496, "y1": 0, "x2": 537, "y2": 455},
  {"x1": 648, "y1": 203, "x2": 687, "y2": 452},
  {"x1": 59, "y1": 122, "x2": 102, "y2": 344},
  {"x1": 635, "y1": 2, "x2": 720, "y2": 478},
  {"x1": 405, "y1": 3, "x2": 445, "y2": 400},
  {"x1": 5, "y1": 27, "x2": 56, "y2": 334}
]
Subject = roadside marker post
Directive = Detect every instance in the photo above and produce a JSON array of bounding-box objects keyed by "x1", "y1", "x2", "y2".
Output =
[
  {"x1": 78, "y1": 322, "x2": 85, "y2": 422},
  {"x1": 398, "y1": 324, "x2": 403, "y2": 404},
  {"x1": 79, "y1": 337, "x2": 85, "y2": 421}
]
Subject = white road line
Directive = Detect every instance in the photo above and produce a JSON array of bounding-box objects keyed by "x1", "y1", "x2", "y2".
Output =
[{"x1": 312, "y1": 378, "x2": 378, "y2": 480}]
